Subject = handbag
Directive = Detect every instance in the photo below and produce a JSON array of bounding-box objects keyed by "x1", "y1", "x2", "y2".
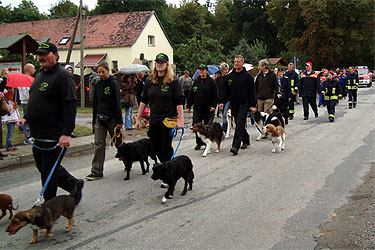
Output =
[
  {"x1": 120, "y1": 99, "x2": 132, "y2": 108},
  {"x1": 97, "y1": 113, "x2": 110, "y2": 122},
  {"x1": 162, "y1": 117, "x2": 178, "y2": 128},
  {"x1": 0, "y1": 98, "x2": 11, "y2": 116}
]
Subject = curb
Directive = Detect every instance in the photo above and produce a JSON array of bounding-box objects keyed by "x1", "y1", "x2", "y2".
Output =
[{"x1": 0, "y1": 143, "x2": 94, "y2": 170}]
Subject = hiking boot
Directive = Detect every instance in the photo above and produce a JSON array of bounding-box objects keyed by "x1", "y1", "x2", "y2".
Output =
[
  {"x1": 303, "y1": 117, "x2": 308, "y2": 120},
  {"x1": 230, "y1": 147, "x2": 238, "y2": 155},
  {"x1": 86, "y1": 174, "x2": 103, "y2": 181},
  {"x1": 329, "y1": 117, "x2": 334, "y2": 122},
  {"x1": 75, "y1": 179, "x2": 84, "y2": 205},
  {"x1": 240, "y1": 143, "x2": 250, "y2": 149},
  {"x1": 289, "y1": 116, "x2": 294, "y2": 120}
]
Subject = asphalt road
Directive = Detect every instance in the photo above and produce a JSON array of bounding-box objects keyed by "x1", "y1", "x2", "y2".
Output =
[{"x1": 0, "y1": 86, "x2": 374, "y2": 249}]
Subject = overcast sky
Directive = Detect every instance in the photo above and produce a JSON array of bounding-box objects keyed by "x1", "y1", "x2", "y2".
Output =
[{"x1": 1, "y1": 0, "x2": 205, "y2": 14}]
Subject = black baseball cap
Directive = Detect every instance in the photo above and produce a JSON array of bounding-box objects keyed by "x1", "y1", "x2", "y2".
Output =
[
  {"x1": 155, "y1": 53, "x2": 169, "y2": 62},
  {"x1": 35, "y1": 42, "x2": 58, "y2": 54},
  {"x1": 198, "y1": 64, "x2": 208, "y2": 70}
]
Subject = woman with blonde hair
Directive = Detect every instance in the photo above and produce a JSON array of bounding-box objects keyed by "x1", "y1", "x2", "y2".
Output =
[{"x1": 135, "y1": 53, "x2": 184, "y2": 163}]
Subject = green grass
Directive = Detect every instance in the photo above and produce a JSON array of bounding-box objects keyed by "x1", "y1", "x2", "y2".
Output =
[
  {"x1": 77, "y1": 107, "x2": 93, "y2": 114},
  {"x1": 1, "y1": 124, "x2": 92, "y2": 147}
]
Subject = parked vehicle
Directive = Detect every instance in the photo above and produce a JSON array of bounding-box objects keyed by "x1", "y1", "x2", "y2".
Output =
[{"x1": 355, "y1": 66, "x2": 372, "y2": 87}]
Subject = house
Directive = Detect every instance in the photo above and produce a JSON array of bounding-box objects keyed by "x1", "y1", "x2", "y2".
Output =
[
  {"x1": 267, "y1": 58, "x2": 288, "y2": 67},
  {"x1": 0, "y1": 11, "x2": 174, "y2": 75}
]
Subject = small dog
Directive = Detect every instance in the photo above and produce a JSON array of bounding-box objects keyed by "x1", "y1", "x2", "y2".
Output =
[
  {"x1": 253, "y1": 108, "x2": 285, "y2": 141},
  {"x1": 151, "y1": 155, "x2": 194, "y2": 204},
  {"x1": 0, "y1": 194, "x2": 18, "y2": 220},
  {"x1": 226, "y1": 108, "x2": 235, "y2": 138},
  {"x1": 115, "y1": 138, "x2": 158, "y2": 180},
  {"x1": 191, "y1": 122, "x2": 225, "y2": 157},
  {"x1": 265, "y1": 120, "x2": 286, "y2": 153},
  {"x1": 6, "y1": 180, "x2": 77, "y2": 244}
]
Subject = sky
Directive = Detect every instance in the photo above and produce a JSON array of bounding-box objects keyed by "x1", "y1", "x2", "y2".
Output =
[{"x1": 1, "y1": 0, "x2": 206, "y2": 14}]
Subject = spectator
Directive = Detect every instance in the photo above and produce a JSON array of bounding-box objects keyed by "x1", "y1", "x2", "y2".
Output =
[
  {"x1": 19, "y1": 63, "x2": 35, "y2": 143},
  {"x1": 3, "y1": 88, "x2": 19, "y2": 151},
  {"x1": 136, "y1": 72, "x2": 146, "y2": 106},
  {"x1": 120, "y1": 74, "x2": 137, "y2": 130},
  {"x1": 140, "y1": 53, "x2": 149, "y2": 68},
  {"x1": 89, "y1": 70, "x2": 100, "y2": 102},
  {"x1": 179, "y1": 70, "x2": 193, "y2": 107},
  {"x1": 255, "y1": 59, "x2": 280, "y2": 114},
  {"x1": 215, "y1": 62, "x2": 230, "y2": 131},
  {"x1": 86, "y1": 62, "x2": 123, "y2": 181}
]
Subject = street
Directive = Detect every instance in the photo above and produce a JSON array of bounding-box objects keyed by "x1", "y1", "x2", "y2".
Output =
[{"x1": 0, "y1": 86, "x2": 374, "y2": 249}]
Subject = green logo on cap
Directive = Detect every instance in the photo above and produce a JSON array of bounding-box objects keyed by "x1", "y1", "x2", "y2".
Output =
[
  {"x1": 199, "y1": 64, "x2": 206, "y2": 68},
  {"x1": 157, "y1": 53, "x2": 164, "y2": 59},
  {"x1": 39, "y1": 43, "x2": 50, "y2": 49}
]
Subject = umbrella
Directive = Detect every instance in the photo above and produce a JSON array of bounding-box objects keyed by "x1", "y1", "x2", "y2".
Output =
[
  {"x1": 6, "y1": 73, "x2": 34, "y2": 88},
  {"x1": 192, "y1": 65, "x2": 220, "y2": 80},
  {"x1": 119, "y1": 64, "x2": 150, "y2": 74}
]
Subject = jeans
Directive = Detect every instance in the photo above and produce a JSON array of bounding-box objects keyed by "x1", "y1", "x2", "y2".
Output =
[
  {"x1": 124, "y1": 107, "x2": 133, "y2": 129},
  {"x1": 6, "y1": 122, "x2": 15, "y2": 149},
  {"x1": 221, "y1": 101, "x2": 230, "y2": 132}
]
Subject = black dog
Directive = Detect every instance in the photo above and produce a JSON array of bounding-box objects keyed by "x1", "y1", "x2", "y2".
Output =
[
  {"x1": 253, "y1": 107, "x2": 285, "y2": 141},
  {"x1": 115, "y1": 138, "x2": 158, "y2": 180},
  {"x1": 151, "y1": 155, "x2": 194, "y2": 203}
]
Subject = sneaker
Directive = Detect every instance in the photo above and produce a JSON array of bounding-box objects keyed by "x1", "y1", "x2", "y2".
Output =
[
  {"x1": 240, "y1": 143, "x2": 250, "y2": 149},
  {"x1": 75, "y1": 179, "x2": 84, "y2": 205},
  {"x1": 303, "y1": 117, "x2": 308, "y2": 120},
  {"x1": 230, "y1": 147, "x2": 238, "y2": 155},
  {"x1": 0, "y1": 151, "x2": 7, "y2": 157},
  {"x1": 86, "y1": 174, "x2": 103, "y2": 181},
  {"x1": 160, "y1": 182, "x2": 169, "y2": 188}
]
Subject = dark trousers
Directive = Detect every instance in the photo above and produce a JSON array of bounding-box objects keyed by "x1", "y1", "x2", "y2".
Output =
[
  {"x1": 231, "y1": 104, "x2": 250, "y2": 149},
  {"x1": 279, "y1": 101, "x2": 289, "y2": 124},
  {"x1": 148, "y1": 122, "x2": 173, "y2": 163},
  {"x1": 33, "y1": 143, "x2": 76, "y2": 202},
  {"x1": 288, "y1": 96, "x2": 295, "y2": 118},
  {"x1": 326, "y1": 100, "x2": 337, "y2": 118},
  {"x1": 302, "y1": 96, "x2": 318, "y2": 118},
  {"x1": 193, "y1": 110, "x2": 213, "y2": 146},
  {"x1": 348, "y1": 89, "x2": 357, "y2": 107},
  {"x1": 183, "y1": 90, "x2": 190, "y2": 107}
]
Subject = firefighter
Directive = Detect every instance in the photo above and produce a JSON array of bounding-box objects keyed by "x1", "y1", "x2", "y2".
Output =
[
  {"x1": 318, "y1": 68, "x2": 327, "y2": 107},
  {"x1": 299, "y1": 62, "x2": 320, "y2": 120},
  {"x1": 336, "y1": 68, "x2": 347, "y2": 98},
  {"x1": 321, "y1": 71, "x2": 342, "y2": 122},
  {"x1": 284, "y1": 63, "x2": 299, "y2": 120},
  {"x1": 346, "y1": 66, "x2": 359, "y2": 109}
]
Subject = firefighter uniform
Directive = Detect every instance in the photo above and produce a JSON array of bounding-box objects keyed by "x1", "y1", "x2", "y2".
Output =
[
  {"x1": 318, "y1": 73, "x2": 327, "y2": 107},
  {"x1": 346, "y1": 71, "x2": 359, "y2": 108},
  {"x1": 321, "y1": 78, "x2": 342, "y2": 122},
  {"x1": 284, "y1": 69, "x2": 299, "y2": 119},
  {"x1": 337, "y1": 72, "x2": 347, "y2": 98},
  {"x1": 300, "y1": 70, "x2": 320, "y2": 119}
]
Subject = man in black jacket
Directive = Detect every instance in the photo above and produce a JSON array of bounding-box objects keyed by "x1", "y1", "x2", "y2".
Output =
[
  {"x1": 18, "y1": 42, "x2": 84, "y2": 204},
  {"x1": 284, "y1": 63, "x2": 300, "y2": 119},
  {"x1": 299, "y1": 62, "x2": 320, "y2": 120},
  {"x1": 187, "y1": 64, "x2": 218, "y2": 150},
  {"x1": 219, "y1": 55, "x2": 257, "y2": 155}
]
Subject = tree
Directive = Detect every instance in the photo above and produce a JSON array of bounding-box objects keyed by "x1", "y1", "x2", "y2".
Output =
[
  {"x1": 212, "y1": 0, "x2": 237, "y2": 50},
  {"x1": 0, "y1": 3, "x2": 12, "y2": 23},
  {"x1": 250, "y1": 39, "x2": 268, "y2": 63},
  {"x1": 229, "y1": 38, "x2": 257, "y2": 64},
  {"x1": 174, "y1": 36, "x2": 226, "y2": 74},
  {"x1": 9, "y1": 0, "x2": 45, "y2": 23},
  {"x1": 49, "y1": 0, "x2": 79, "y2": 18}
]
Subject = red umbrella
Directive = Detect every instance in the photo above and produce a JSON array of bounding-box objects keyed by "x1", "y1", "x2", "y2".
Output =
[{"x1": 6, "y1": 73, "x2": 34, "y2": 88}]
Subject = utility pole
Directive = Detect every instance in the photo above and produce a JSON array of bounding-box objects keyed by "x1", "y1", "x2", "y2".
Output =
[
  {"x1": 80, "y1": 0, "x2": 85, "y2": 108},
  {"x1": 66, "y1": 5, "x2": 80, "y2": 64}
]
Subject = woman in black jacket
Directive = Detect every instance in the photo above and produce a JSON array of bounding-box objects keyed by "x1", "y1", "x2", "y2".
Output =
[
  {"x1": 86, "y1": 62, "x2": 123, "y2": 181},
  {"x1": 135, "y1": 53, "x2": 184, "y2": 163}
]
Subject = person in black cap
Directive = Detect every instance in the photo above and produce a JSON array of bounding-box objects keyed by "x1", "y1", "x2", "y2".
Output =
[
  {"x1": 135, "y1": 53, "x2": 184, "y2": 163},
  {"x1": 18, "y1": 42, "x2": 84, "y2": 204},
  {"x1": 187, "y1": 64, "x2": 218, "y2": 150}
]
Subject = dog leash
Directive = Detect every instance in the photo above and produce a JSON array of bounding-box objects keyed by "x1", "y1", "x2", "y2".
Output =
[
  {"x1": 35, "y1": 148, "x2": 65, "y2": 206},
  {"x1": 19, "y1": 124, "x2": 59, "y2": 151},
  {"x1": 207, "y1": 111, "x2": 215, "y2": 125},
  {"x1": 169, "y1": 126, "x2": 185, "y2": 160},
  {"x1": 250, "y1": 114, "x2": 265, "y2": 135},
  {"x1": 111, "y1": 126, "x2": 124, "y2": 146}
]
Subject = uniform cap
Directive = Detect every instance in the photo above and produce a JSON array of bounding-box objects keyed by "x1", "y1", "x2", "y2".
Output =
[{"x1": 35, "y1": 42, "x2": 58, "y2": 54}]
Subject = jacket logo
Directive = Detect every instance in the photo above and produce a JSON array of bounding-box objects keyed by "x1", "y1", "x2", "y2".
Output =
[
  {"x1": 39, "y1": 82, "x2": 48, "y2": 91},
  {"x1": 104, "y1": 87, "x2": 110, "y2": 94},
  {"x1": 161, "y1": 85, "x2": 169, "y2": 92},
  {"x1": 227, "y1": 79, "x2": 232, "y2": 86},
  {"x1": 193, "y1": 86, "x2": 198, "y2": 92}
]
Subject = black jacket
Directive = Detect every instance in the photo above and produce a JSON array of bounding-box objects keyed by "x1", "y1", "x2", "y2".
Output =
[
  {"x1": 93, "y1": 75, "x2": 123, "y2": 125},
  {"x1": 346, "y1": 71, "x2": 359, "y2": 90},
  {"x1": 215, "y1": 74, "x2": 227, "y2": 101},
  {"x1": 220, "y1": 67, "x2": 257, "y2": 107},
  {"x1": 284, "y1": 69, "x2": 300, "y2": 93},
  {"x1": 187, "y1": 75, "x2": 218, "y2": 113},
  {"x1": 277, "y1": 76, "x2": 292, "y2": 102},
  {"x1": 322, "y1": 79, "x2": 342, "y2": 100},
  {"x1": 299, "y1": 70, "x2": 320, "y2": 97}
]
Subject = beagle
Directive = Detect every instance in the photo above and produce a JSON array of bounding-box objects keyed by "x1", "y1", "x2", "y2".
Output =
[{"x1": 265, "y1": 124, "x2": 286, "y2": 153}]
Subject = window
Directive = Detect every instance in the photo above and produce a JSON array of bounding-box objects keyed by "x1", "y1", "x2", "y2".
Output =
[
  {"x1": 39, "y1": 37, "x2": 50, "y2": 43},
  {"x1": 148, "y1": 35, "x2": 155, "y2": 47},
  {"x1": 112, "y1": 61, "x2": 118, "y2": 70},
  {"x1": 59, "y1": 36, "x2": 70, "y2": 45}
]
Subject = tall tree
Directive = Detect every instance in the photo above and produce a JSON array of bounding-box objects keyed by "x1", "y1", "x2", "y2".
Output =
[
  {"x1": 0, "y1": 3, "x2": 12, "y2": 23},
  {"x1": 9, "y1": 0, "x2": 45, "y2": 23},
  {"x1": 212, "y1": 0, "x2": 237, "y2": 50},
  {"x1": 49, "y1": 0, "x2": 79, "y2": 18}
]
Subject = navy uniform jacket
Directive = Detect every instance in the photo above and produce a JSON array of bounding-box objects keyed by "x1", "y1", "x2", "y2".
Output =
[
  {"x1": 299, "y1": 70, "x2": 320, "y2": 97},
  {"x1": 322, "y1": 79, "x2": 342, "y2": 101},
  {"x1": 284, "y1": 69, "x2": 299, "y2": 93}
]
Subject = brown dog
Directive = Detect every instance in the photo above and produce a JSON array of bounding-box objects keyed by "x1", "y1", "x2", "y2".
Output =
[
  {"x1": 191, "y1": 122, "x2": 225, "y2": 157},
  {"x1": 6, "y1": 180, "x2": 77, "y2": 244},
  {"x1": 265, "y1": 123, "x2": 286, "y2": 153},
  {"x1": 0, "y1": 194, "x2": 18, "y2": 220}
]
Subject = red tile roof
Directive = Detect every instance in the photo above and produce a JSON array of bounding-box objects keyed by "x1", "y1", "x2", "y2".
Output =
[
  {"x1": 0, "y1": 11, "x2": 154, "y2": 50},
  {"x1": 267, "y1": 58, "x2": 288, "y2": 66},
  {"x1": 76, "y1": 53, "x2": 107, "y2": 68}
]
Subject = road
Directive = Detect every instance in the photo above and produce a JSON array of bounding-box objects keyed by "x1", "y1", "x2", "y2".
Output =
[{"x1": 0, "y1": 86, "x2": 374, "y2": 249}]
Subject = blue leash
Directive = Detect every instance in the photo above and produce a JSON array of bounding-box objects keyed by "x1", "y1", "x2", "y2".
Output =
[
  {"x1": 169, "y1": 126, "x2": 184, "y2": 160},
  {"x1": 19, "y1": 124, "x2": 59, "y2": 151},
  {"x1": 18, "y1": 124, "x2": 65, "y2": 205}
]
